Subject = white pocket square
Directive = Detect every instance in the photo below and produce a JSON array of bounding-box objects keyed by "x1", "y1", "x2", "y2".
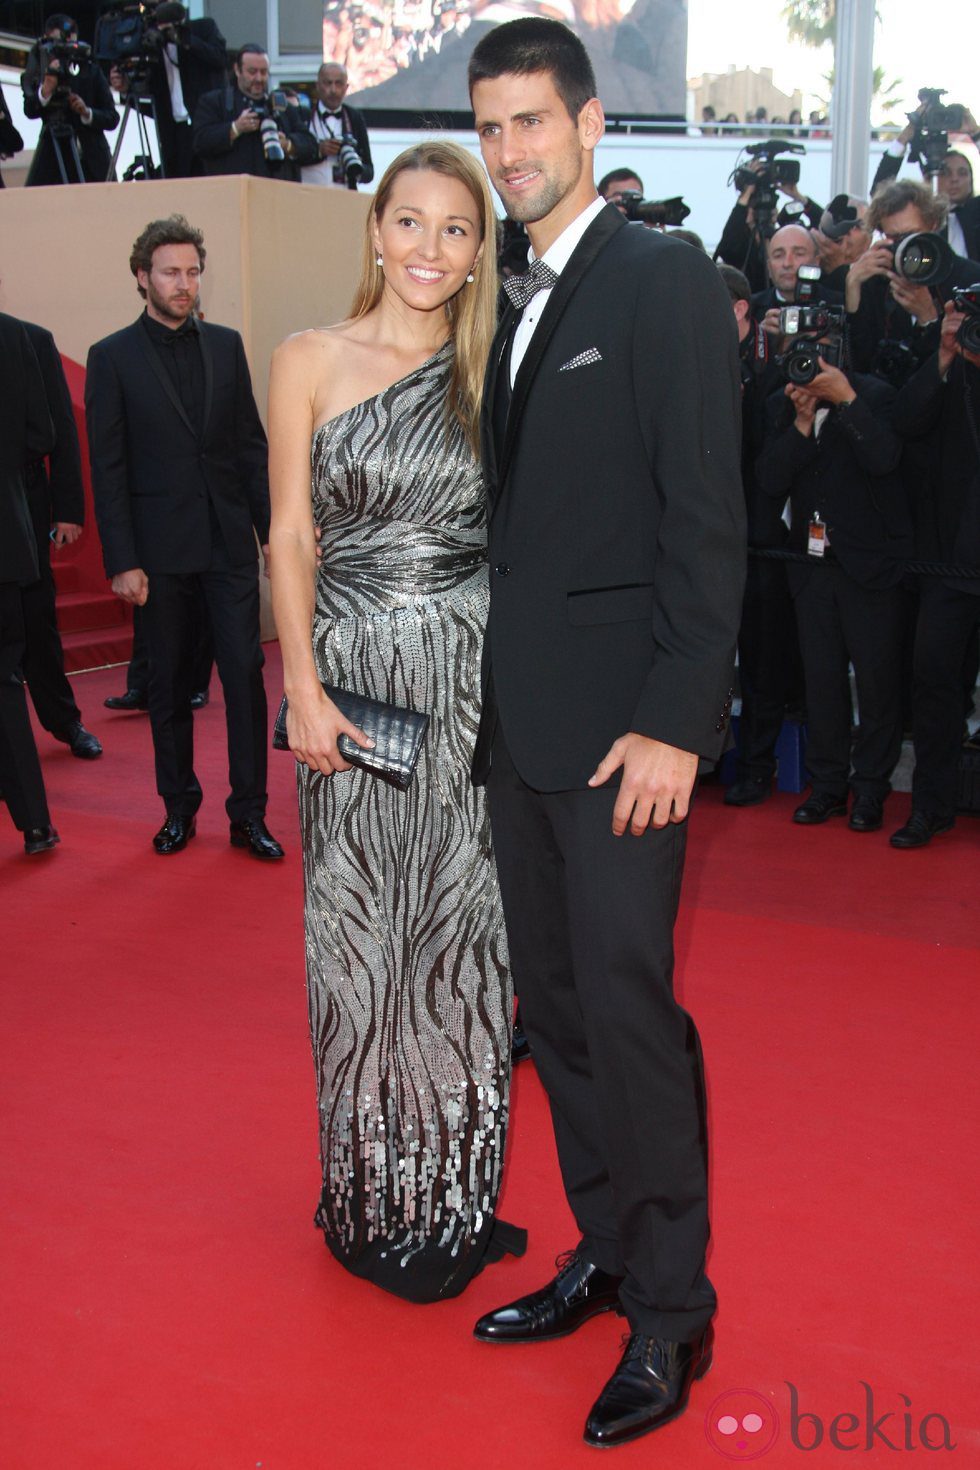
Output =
[{"x1": 559, "y1": 348, "x2": 603, "y2": 372}]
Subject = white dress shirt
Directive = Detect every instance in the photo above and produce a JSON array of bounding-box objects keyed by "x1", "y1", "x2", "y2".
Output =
[
  {"x1": 302, "y1": 108, "x2": 344, "y2": 188},
  {"x1": 509, "y1": 194, "x2": 607, "y2": 386},
  {"x1": 162, "y1": 41, "x2": 188, "y2": 124}
]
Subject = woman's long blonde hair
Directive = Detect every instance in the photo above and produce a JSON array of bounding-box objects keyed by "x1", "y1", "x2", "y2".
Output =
[{"x1": 348, "y1": 141, "x2": 498, "y2": 457}]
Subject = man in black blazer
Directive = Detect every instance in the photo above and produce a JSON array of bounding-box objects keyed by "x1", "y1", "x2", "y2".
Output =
[
  {"x1": 299, "y1": 62, "x2": 373, "y2": 190},
  {"x1": 192, "y1": 44, "x2": 317, "y2": 181},
  {"x1": 21, "y1": 14, "x2": 118, "y2": 185},
  {"x1": 468, "y1": 20, "x2": 745, "y2": 1449},
  {"x1": 0, "y1": 80, "x2": 24, "y2": 186},
  {"x1": 0, "y1": 313, "x2": 59, "y2": 855},
  {"x1": 85, "y1": 214, "x2": 283, "y2": 860},
  {"x1": 109, "y1": 6, "x2": 227, "y2": 179}
]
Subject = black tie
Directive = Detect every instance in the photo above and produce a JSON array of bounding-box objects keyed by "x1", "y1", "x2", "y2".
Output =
[{"x1": 503, "y1": 258, "x2": 559, "y2": 311}]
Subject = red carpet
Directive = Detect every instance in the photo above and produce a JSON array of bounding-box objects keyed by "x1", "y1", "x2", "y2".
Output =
[{"x1": 3, "y1": 650, "x2": 978, "y2": 1469}]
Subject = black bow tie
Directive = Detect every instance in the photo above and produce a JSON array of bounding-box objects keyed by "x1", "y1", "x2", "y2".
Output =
[{"x1": 503, "y1": 258, "x2": 559, "y2": 310}]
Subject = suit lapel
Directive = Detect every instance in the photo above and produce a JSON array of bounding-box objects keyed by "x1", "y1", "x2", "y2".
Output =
[
  {"x1": 482, "y1": 292, "x2": 517, "y2": 512},
  {"x1": 136, "y1": 321, "x2": 197, "y2": 439},
  {"x1": 496, "y1": 204, "x2": 624, "y2": 491},
  {"x1": 199, "y1": 321, "x2": 214, "y2": 441}
]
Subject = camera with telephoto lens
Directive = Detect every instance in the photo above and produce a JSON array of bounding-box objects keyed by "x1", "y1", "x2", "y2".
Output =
[
  {"x1": 908, "y1": 87, "x2": 968, "y2": 180},
  {"x1": 248, "y1": 90, "x2": 290, "y2": 164},
  {"x1": 336, "y1": 133, "x2": 364, "y2": 187},
  {"x1": 777, "y1": 305, "x2": 846, "y2": 385},
  {"x1": 618, "y1": 191, "x2": 690, "y2": 227},
  {"x1": 883, "y1": 231, "x2": 955, "y2": 288},
  {"x1": 730, "y1": 138, "x2": 806, "y2": 238},
  {"x1": 951, "y1": 284, "x2": 980, "y2": 355},
  {"x1": 37, "y1": 35, "x2": 92, "y2": 105}
]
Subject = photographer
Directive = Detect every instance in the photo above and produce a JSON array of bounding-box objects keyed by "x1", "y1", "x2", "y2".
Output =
[
  {"x1": 0, "y1": 80, "x2": 24, "y2": 186},
  {"x1": 714, "y1": 148, "x2": 824, "y2": 294},
  {"x1": 108, "y1": 3, "x2": 226, "y2": 179},
  {"x1": 192, "y1": 44, "x2": 317, "y2": 181},
  {"x1": 813, "y1": 194, "x2": 871, "y2": 293},
  {"x1": 889, "y1": 297, "x2": 980, "y2": 848},
  {"x1": 872, "y1": 94, "x2": 980, "y2": 260},
  {"x1": 21, "y1": 13, "x2": 118, "y2": 185},
  {"x1": 757, "y1": 326, "x2": 914, "y2": 831},
  {"x1": 300, "y1": 62, "x2": 373, "y2": 189},
  {"x1": 598, "y1": 167, "x2": 644, "y2": 212},
  {"x1": 845, "y1": 179, "x2": 980, "y2": 379}
]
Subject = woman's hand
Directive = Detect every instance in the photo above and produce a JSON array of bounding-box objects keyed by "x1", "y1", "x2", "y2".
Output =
[{"x1": 286, "y1": 686, "x2": 375, "y2": 775}]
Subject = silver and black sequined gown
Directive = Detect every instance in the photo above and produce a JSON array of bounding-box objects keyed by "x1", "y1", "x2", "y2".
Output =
[{"x1": 298, "y1": 342, "x2": 518, "y2": 1301}]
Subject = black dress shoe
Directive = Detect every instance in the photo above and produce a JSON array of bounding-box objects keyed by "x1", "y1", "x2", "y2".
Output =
[
  {"x1": 190, "y1": 690, "x2": 209, "y2": 710},
  {"x1": 849, "y1": 795, "x2": 883, "y2": 832},
  {"x1": 584, "y1": 1325, "x2": 714, "y2": 1449},
  {"x1": 152, "y1": 814, "x2": 196, "y2": 854},
  {"x1": 104, "y1": 689, "x2": 148, "y2": 712},
  {"x1": 24, "y1": 825, "x2": 60, "y2": 855},
  {"x1": 57, "y1": 720, "x2": 103, "y2": 759},
  {"x1": 474, "y1": 1251, "x2": 624, "y2": 1344},
  {"x1": 724, "y1": 776, "x2": 771, "y2": 807},
  {"x1": 889, "y1": 810, "x2": 955, "y2": 849},
  {"x1": 792, "y1": 792, "x2": 847, "y2": 825},
  {"x1": 229, "y1": 818, "x2": 285, "y2": 860},
  {"x1": 511, "y1": 1005, "x2": 532, "y2": 1064}
]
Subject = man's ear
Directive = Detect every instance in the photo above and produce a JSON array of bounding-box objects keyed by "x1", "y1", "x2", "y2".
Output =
[{"x1": 578, "y1": 96, "x2": 605, "y2": 155}]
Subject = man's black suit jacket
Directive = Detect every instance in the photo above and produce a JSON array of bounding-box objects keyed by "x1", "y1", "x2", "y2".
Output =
[
  {"x1": 17, "y1": 319, "x2": 85, "y2": 525},
  {"x1": 192, "y1": 86, "x2": 317, "y2": 180},
  {"x1": 0, "y1": 315, "x2": 54, "y2": 586},
  {"x1": 847, "y1": 251, "x2": 980, "y2": 375},
  {"x1": 21, "y1": 55, "x2": 118, "y2": 184},
  {"x1": 475, "y1": 207, "x2": 746, "y2": 792},
  {"x1": 0, "y1": 80, "x2": 24, "y2": 186},
  {"x1": 871, "y1": 148, "x2": 980, "y2": 260},
  {"x1": 141, "y1": 18, "x2": 227, "y2": 168},
  {"x1": 756, "y1": 372, "x2": 913, "y2": 589},
  {"x1": 85, "y1": 316, "x2": 270, "y2": 578},
  {"x1": 308, "y1": 102, "x2": 374, "y2": 187}
]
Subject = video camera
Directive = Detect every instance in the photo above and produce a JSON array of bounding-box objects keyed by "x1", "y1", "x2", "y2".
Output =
[
  {"x1": 730, "y1": 138, "x2": 806, "y2": 238},
  {"x1": 618, "y1": 192, "x2": 691, "y2": 228},
  {"x1": 907, "y1": 87, "x2": 969, "y2": 180},
  {"x1": 776, "y1": 305, "x2": 847, "y2": 385},
  {"x1": 951, "y1": 284, "x2": 980, "y2": 355},
  {"x1": 94, "y1": 1, "x2": 188, "y2": 78},
  {"x1": 37, "y1": 35, "x2": 92, "y2": 104}
]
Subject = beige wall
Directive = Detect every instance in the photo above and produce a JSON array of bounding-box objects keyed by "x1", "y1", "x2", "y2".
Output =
[{"x1": 0, "y1": 175, "x2": 370, "y2": 633}]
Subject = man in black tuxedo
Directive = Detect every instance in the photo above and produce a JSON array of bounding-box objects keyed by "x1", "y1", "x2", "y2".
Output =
[
  {"x1": 21, "y1": 14, "x2": 118, "y2": 185},
  {"x1": 192, "y1": 44, "x2": 317, "y2": 181},
  {"x1": 0, "y1": 80, "x2": 25, "y2": 185},
  {"x1": 0, "y1": 313, "x2": 59, "y2": 855},
  {"x1": 300, "y1": 62, "x2": 373, "y2": 190},
  {"x1": 750, "y1": 222, "x2": 843, "y2": 330},
  {"x1": 9, "y1": 314, "x2": 102, "y2": 760},
  {"x1": 85, "y1": 214, "x2": 283, "y2": 860},
  {"x1": 109, "y1": 4, "x2": 226, "y2": 179},
  {"x1": 467, "y1": 19, "x2": 745, "y2": 1450}
]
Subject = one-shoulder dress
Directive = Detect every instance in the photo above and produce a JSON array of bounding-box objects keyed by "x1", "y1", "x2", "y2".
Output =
[{"x1": 297, "y1": 342, "x2": 518, "y2": 1301}]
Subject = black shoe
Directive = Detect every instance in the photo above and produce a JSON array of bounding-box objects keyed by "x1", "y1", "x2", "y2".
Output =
[
  {"x1": 229, "y1": 818, "x2": 284, "y2": 860},
  {"x1": 104, "y1": 689, "x2": 148, "y2": 712},
  {"x1": 849, "y1": 794, "x2": 884, "y2": 832},
  {"x1": 190, "y1": 690, "x2": 209, "y2": 710},
  {"x1": 724, "y1": 776, "x2": 771, "y2": 807},
  {"x1": 57, "y1": 720, "x2": 103, "y2": 759},
  {"x1": 152, "y1": 813, "x2": 196, "y2": 854},
  {"x1": 792, "y1": 792, "x2": 847, "y2": 825},
  {"x1": 24, "y1": 825, "x2": 60, "y2": 855},
  {"x1": 473, "y1": 1251, "x2": 624, "y2": 1344},
  {"x1": 512, "y1": 1005, "x2": 531, "y2": 1064},
  {"x1": 583, "y1": 1326, "x2": 714, "y2": 1449},
  {"x1": 889, "y1": 810, "x2": 955, "y2": 849}
]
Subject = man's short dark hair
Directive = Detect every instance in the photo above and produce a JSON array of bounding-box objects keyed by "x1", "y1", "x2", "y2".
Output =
[
  {"x1": 44, "y1": 13, "x2": 76, "y2": 34},
  {"x1": 867, "y1": 177, "x2": 948, "y2": 233},
  {"x1": 236, "y1": 43, "x2": 268, "y2": 67},
  {"x1": 467, "y1": 18, "x2": 596, "y2": 123},
  {"x1": 717, "y1": 263, "x2": 751, "y2": 304},
  {"x1": 130, "y1": 214, "x2": 206, "y2": 298},
  {"x1": 598, "y1": 167, "x2": 644, "y2": 199}
]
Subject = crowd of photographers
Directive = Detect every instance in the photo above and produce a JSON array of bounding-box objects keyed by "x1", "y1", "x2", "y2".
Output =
[{"x1": 6, "y1": 8, "x2": 373, "y2": 188}]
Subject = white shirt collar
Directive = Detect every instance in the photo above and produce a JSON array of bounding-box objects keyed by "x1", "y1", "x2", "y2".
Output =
[{"x1": 528, "y1": 195, "x2": 607, "y2": 276}]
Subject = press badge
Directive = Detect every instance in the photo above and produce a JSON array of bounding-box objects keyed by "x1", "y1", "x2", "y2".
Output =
[{"x1": 807, "y1": 514, "x2": 827, "y2": 558}]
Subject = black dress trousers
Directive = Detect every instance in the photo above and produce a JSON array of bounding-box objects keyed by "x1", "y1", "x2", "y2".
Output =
[
  {"x1": 20, "y1": 473, "x2": 81, "y2": 737},
  {"x1": 0, "y1": 583, "x2": 50, "y2": 831},
  {"x1": 911, "y1": 580, "x2": 980, "y2": 818},
  {"x1": 486, "y1": 723, "x2": 715, "y2": 1342}
]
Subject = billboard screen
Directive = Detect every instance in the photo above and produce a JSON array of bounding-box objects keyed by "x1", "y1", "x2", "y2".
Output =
[{"x1": 326, "y1": 1, "x2": 688, "y2": 116}]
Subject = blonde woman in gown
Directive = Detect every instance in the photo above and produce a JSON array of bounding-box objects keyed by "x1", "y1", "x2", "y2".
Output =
[{"x1": 268, "y1": 142, "x2": 523, "y2": 1301}]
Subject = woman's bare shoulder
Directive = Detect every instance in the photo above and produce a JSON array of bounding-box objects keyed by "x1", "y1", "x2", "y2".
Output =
[{"x1": 273, "y1": 322, "x2": 360, "y2": 367}]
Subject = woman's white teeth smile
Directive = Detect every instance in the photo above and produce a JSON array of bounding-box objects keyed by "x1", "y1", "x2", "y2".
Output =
[{"x1": 406, "y1": 266, "x2": 446, "y2": 282}]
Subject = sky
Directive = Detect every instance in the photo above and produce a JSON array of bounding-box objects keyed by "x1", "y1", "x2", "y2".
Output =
[{"x1": 687, "y1": 0, "x2": 973, "y2": 122}]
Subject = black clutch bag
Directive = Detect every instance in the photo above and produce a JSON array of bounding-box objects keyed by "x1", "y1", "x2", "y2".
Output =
[{"x1": 273, "y1": 685, "x2": 429, "y2": 791}]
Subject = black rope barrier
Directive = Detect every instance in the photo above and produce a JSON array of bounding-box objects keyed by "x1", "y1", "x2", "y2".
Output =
[{"x1": 748, "y1": 546, "x2": 980, "y2": 579}]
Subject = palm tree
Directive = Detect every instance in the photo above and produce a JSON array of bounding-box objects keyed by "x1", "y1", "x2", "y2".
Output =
[{"x1": 781, "y1": 0, "x2": 836, "y2": 49}]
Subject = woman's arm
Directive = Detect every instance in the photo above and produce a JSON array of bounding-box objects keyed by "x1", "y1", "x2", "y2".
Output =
[{"x1": 268, "y1": 334, "x2": 373, "y2": 775}]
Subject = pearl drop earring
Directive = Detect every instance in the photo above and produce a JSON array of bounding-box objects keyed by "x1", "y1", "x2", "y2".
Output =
[
  {"x1": 466, "y1": 272, "x2": 475, "y2": 283},
  {"x1": 376, "y1": 254, "x2": 383, "y2": 266}
]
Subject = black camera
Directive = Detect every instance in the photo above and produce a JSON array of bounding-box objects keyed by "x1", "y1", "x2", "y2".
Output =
[
  {"x1": 886, "y1": 231, "x2": 955, "y2": 288},
  {"x1": 336, "y1": 133, "x2": 364, "y2": 187},
  {"x1": 730, "y1": 138, "x2": 806, "y2": 238},
  {"x1": 907, "y1": 87, "x2": 966, "y2": 180},
  {"x1": 951, "y1": 284, "x2": 980, "y2": 355},
  {"x1": 248, "y1": 92, "x2": 289, "y2": 164},
  {"x1": 777, "y1": 305, "x2": 846, "y2": 385},
  {"x1": 618, "y1": 192, "x2": 690, "y2": 227},
  {"x1": 872, "y1": 338, "x2": 917, "y2": 389},
  {"x1": 38, "y1": 36, "x2": 92, "y2": 103},
  {"x1": 94, "y1": 2, "x2": 186, "y2": 75}
]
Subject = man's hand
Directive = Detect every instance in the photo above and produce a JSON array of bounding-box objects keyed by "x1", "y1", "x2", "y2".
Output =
[
  {"x1": 588, "y1": 733, "x2": 698, "y2": 834},
  {"x1": 277, "y1": 130, "x2": 294, "y2": 158},
  {"x1": 232, "y1": 108, "x2": 260, "y2": 140},
  {"x1": 318, "y1": 135, "x2": 342, "y2": 158},
  {"x1": 67, "y1": 91, "x2": 90, "y2": 119},
  {"x1": 761, "y1": 306, "x2": 784, "y2": 337},
  {"x1": 889, "y1": 276, "x2": 938, "y2": 323},
  {"x1": 261, "y1": 542, "x2": 271, "y2": 579},
  {"x1": 111, "y1": 567, "x2": 149, "y2": 605},
  {"x1": 938, "y1": 298, "x2": 980, "y2": 375},
  {"x1": 109, "y1": 65, "x2": 127, "y2": 93},
  {"x1": 799, "y1": 361, "x2": 857, "y2": 406},
  {"x1": 786, "y1": 383, "x2": 818, "y2": 434},
  {"x1": 51, "y1": 521, "x2": 82, "y2": 548},
  {"x1": 844, "y1": 242, "x2": 894, "y2": 312}
]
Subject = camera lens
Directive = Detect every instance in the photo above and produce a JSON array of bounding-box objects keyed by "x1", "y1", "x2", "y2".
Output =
[{"x1": 893, "y1": 232, "x2": 953, "y2": 287}]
